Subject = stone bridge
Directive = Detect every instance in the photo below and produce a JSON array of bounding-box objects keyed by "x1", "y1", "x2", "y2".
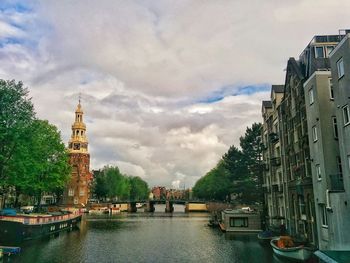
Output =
[{"x1": 112, "y1": 200, "x2": 208, "y2": 213}]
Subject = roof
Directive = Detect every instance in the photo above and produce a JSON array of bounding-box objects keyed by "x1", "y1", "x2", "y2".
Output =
[
  {"x1": 271, "y1": 85, "x2": 284, "y2": 93},
  {"x1": 262, "y1": 101, "x2": 272, "y2": 108}
]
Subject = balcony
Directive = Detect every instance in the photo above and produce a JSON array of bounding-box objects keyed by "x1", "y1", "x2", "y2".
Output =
[
  {"x1": 270, "y1": 157, "x2": 281, "y2": 166},
  {"x1": 329, "y1": 174, "x2": 344, "y2": 191},
  {"x1": 269, "y1": 132, "x2": 279, "y2": 144}
]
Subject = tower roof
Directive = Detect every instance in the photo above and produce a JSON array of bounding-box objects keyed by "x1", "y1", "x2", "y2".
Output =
[{"x1": 75, "y1": 102, "x2": 83, "y2": 113}]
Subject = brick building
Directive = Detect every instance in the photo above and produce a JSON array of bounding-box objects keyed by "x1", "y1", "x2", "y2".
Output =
[{"x1": 62, "y1": 101, "x2": 92, "y2": 206}]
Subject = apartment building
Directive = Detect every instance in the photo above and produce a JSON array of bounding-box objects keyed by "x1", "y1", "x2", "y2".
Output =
[
  {"x1": 326, "y1": 32, "x2": 350, "y2": 249},
  {"x1": 261, "y1": 86, "x2": 286, "y2": 228},
  {"x1": 262, "y1": 34, "x2": 343, "y2": 246}
]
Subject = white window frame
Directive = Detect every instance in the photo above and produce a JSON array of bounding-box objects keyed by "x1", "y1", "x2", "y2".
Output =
[
  {"x1": 316, "y1": 164, "x2": 321, "y2": 181},
  {"x1": 312, "y1": 125, "x2": 318, "y2": 142},
  {"x1": 328, "y1": 78, "x2": 334, "y2": 100},
  {"x1": 326, "y1": 46, "x2": 335, "y2": 57},
  {"x1": 343, "y1": 105, "x2": 350, "y2": 126},
  {"x1": 315, "y1": 46, "x2": 324, "y2": 58},
  {"x1": 68, "y1": 188, "x2": 74, "y2": 197},
  {"x1": 321, "y1": 204, "x2": 328, "y2": 228},
  {"x1": 309, "y1": 88, "x2": 314, "y2": 105},
  {"x1": 337, "y1": 58, "x2": 345, "y2": 79}
]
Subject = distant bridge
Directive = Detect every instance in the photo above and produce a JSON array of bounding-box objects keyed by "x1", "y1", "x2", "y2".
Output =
[{"x1": 110, "y1": 199, "x2": 208, "y2": 213}]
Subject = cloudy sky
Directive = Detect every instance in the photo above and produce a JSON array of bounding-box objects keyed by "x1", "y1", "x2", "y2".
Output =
[{"x1": 1, "y1": 0, "x2": 349, "y2": 188}]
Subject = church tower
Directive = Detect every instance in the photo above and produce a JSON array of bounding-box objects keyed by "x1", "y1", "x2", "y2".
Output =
[{"x1": 63, "y1": 100, "x2": 92, "y2": 206}]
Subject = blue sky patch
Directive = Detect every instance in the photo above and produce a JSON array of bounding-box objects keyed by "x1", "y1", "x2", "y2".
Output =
[{"x1": 198, "y1": 84, "x2": 270, "y2": 104}]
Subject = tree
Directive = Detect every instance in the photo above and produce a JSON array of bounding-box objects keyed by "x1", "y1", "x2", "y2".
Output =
[
  {"x1": 193, "y1": 161, "x2": 231, "y2": 201},
  {"x1": 0, "y1": 80, "x2": 35, "y2": 187},
  {"x1": 129, "y1": 176, "x2": 149, "y2": 200},
  {"x1": 239, "y1": 123, "x2": 264, "y2": 204},
  {"x1": 93, "y1": 170, "x2": 108, "y2": 200},
  {"x1": 92, "y1": 166, "x2": 149, "y2": 201},
  {"x1": 11, "y1": 120, "x2": 71, "y2": 206},
  {"x1": 192, "y1": 123, "x2": 264, "y2": 205}
]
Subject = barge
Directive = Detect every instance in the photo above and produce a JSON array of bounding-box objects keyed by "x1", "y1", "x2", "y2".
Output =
[{"x1": 0, "y1": 209, "x2": 82, "y2": 246}]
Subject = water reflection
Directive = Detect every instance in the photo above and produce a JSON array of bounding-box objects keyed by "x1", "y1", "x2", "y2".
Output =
[{"x1": 8, "y1": 205, "x2": 293, "y2": 263}]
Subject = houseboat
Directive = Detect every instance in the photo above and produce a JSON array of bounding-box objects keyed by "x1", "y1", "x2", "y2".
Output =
[
  {"x1": 220, "y1": 209, "x2": 262, "y2": 232},
  {"x1": 0, "y1": 209, "x2": 82, "y2": 246}
]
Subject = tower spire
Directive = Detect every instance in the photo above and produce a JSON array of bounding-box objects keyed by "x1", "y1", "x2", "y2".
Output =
[{"x1": 68, "y1": 100, "x2": 88, "y2": 153}]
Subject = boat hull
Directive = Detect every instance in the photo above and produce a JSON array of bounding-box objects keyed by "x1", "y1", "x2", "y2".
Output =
[
  {"x1": 0, "y1": 215, "x2": 81, "y2": 246},
  {"x1": 270, "y1": 238, "x2": 313, "y2": 261}
]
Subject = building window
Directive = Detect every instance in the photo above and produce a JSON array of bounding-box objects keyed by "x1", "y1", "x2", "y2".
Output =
[
  {"x1": 229, "y1": 217, "x2": 248, "y2": 227},
  {"x1": 332, "y1": 117, "x2": 338, "y2": 139},
  {"x1": 309, "y1": 88, "x2": 314, "y2": 105},
  {"x1": 337, "y1": 156, "x2": 343, "y2": 177},
  {"x1": 326, "y1": 46, "x2": 335, "y2": 57},
  {"x1": 315, "y1": 46, "x2": 324, "y2": 58},
  {"x1": 337, "y1": 58, "x2": 344, "y2": 79},
  {"x1": 68, "y1": 188, "x2": 74, "y2": 196},
  {"x1": 312, "y1": 126, "x2": 318, "y2": 142},
  {"x1": 328, "y1": 78, "x2": 334, "y2": 100},
  {"x1": 343, "y1": 105, "x2": 350, "y2": 125},
  {"x1": 320, "y1": 204, "x2": 328, "y2": 227},
  {"x1": 316, "y1": 164, "x2": 321, "y2": 180},
  {"x1": 79, "y1": 189, "x2": 85, "y2": 196}
]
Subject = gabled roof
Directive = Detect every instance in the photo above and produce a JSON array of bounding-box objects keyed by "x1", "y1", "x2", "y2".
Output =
[{"x1": 271, "y1": 85, "x2": 284, "y2": 94}]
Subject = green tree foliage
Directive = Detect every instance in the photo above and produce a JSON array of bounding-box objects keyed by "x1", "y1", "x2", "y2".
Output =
[
  {"x1": 129, "y1": 176, "x2": 149, "y2": 200},
  {"x1": 192, "y1": 161, "x2": 231, "y2": 200},
  {"x1": 0, "y1": 79, "x2": 71, "y2": 206},
  {"x1": 193, "y1": 123, "x2": 263, "y2": 204},
  {"x1": 93, "y1": 166, "x2": 149, "y2": 201},
  {"x1": 12, "y1": 120, "x2": 71, "y2": 205},
  {"x1": 0, "y1": 80, "x2": 35, "y2": 186}
]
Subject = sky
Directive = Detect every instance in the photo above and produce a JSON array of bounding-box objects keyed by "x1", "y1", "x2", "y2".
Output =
[{"x1": 1, "y1": 0, "x2": 349, "y2": 188}]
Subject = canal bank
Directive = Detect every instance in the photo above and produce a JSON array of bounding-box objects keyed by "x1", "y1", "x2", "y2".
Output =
[{"x1": 7, "y1": 205, "x2": 302, "y2": 263}]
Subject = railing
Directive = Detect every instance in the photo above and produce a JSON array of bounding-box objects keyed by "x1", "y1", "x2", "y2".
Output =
[{"x1": 330, "y1": 174, "x2": 344, "y2": 191}]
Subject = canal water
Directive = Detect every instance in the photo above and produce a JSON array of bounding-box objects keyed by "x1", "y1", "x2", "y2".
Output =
[{"x1": 8, "y1": 205, "x2": 307, "y2": 263}]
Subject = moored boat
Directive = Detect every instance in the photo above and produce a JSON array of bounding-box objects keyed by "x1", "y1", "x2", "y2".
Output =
[
  {"x1": 0, "y1": 209, "x2": 82, "y2": 246},
  {"x1": 270, "y1": 236, "x2": 314, "y2": 261},
  {"x1": 0, "y1": 246, "x2": 21, "y2": 255}
]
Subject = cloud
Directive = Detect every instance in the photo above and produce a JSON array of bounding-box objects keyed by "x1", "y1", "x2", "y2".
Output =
[{"x1": 0, "y1": 1, "x2": 349, "y2": 187}]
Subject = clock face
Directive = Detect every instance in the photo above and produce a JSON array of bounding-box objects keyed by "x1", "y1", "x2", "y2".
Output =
[{"x1": 73, "y1": 143, "x2": 80, "y2": 150}]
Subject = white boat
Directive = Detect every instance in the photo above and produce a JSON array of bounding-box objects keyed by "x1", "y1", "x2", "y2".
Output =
[{"x1": 270, "y1": 237, "x2": 313, "y2": 261}]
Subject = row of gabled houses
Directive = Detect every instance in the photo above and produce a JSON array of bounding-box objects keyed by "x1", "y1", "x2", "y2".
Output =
[{"x1": 261, "y1": 29, "x2": 350, "y2": 251}]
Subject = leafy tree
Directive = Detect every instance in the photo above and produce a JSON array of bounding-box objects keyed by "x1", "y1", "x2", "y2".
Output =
[
  {"x1": 93, "y1": 170, "x2": 108, "y2": 200},
  {"x1": 129, "y1": 176, "x2": 149, "y2": 200},
  {"x1": 239, "y1": 123, "x2": 264, "y2": 203},
  {"x1": 93, "y1": 166, "x2": 149, "y2": 201},
  {"x1": 11, "y1": 120, "x2": 71, "y2": 206},
  {"x1": 193, "y1": 123, "x2": 264, "y2": 205},
  {"x1": 193, "y1": 161, "x2": 231, "y2": 201},
  {"x1": 0, "y1": 80, "x2": 35, "y2": 188}
]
